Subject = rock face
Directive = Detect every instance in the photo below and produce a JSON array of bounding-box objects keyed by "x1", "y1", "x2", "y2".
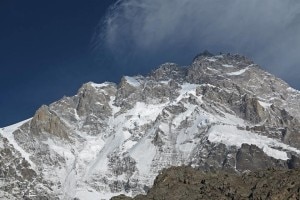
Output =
[
  {"x1": 235, "y1": 144, "x2": 286, "y2": 171},
  {"x1": 1, "y1": 53, "x2": 300, "y2": 199},
  {"x1": 30, "y1": 105, "x2": 70, "y2": 139},
  {"x1": 0, "y1": 132, "x2": 55, "y2": 200},
  {"x1": 112, "y1": 166, "x2": 300, "y2": 200}
]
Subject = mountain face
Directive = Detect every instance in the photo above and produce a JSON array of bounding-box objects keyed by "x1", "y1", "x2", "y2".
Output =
[{"x1": 1, "y1": 53, "x2": 300, "y2": 199}]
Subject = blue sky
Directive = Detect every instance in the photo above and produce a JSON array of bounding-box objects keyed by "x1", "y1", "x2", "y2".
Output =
[
  {"x1": 1, "y1": 0, "x2": 300, "y2": 127},
  {"x1": 0, "y1": 0, "x2": 113, "y2": 126}
]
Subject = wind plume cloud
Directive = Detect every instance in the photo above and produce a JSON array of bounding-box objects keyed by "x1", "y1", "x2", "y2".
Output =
[{"x1": 95, "y1": 0, "x2": 300, "y2": 88}]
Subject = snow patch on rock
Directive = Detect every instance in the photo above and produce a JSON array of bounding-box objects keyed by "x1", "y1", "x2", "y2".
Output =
[
  {"x1": 227, "y1": 67, "x2": 249, "y2": 76},
  {"x1": 208, "y1": 125, "x2": 300, "y2": 160}
]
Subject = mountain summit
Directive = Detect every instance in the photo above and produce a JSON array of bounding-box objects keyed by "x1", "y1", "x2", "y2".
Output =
[{"x1": 1, "y1": 53, "x2": 300, "y2": 199}]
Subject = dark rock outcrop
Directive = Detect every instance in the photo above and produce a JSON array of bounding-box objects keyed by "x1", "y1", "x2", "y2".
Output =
[
  {"x1": 236, "y1": 144, "x2": 286, "y2": 171},
  {"x1": 112, "y1": 166, "x2": 300, "y2": 200}
]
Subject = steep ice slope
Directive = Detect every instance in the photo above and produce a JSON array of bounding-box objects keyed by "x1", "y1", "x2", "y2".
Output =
[{"x1": 1, "y1": 53, "x2": 300, "y2": 199}]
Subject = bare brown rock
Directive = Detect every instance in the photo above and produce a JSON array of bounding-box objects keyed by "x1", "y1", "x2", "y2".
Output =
[
  {"x1": 112, "y1": 166, "x2": 300, "y2": 200},
  {"x1": 30, "y1": 105, "x2": 70, "y2": 140}
]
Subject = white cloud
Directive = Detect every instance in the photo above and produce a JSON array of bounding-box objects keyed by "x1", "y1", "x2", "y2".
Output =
[{"x1": 95, "y1": 0, "x2": 300, "y2": 88}]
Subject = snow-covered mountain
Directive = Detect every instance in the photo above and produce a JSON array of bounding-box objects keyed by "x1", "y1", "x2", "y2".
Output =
[{"x1": 1, "y1": 53, "x2": 300, "y2": 199}]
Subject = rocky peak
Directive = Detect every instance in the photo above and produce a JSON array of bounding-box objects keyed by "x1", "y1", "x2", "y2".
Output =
[
  {"x1": 115, "y1": 76, "x2": 144, "y2": 108},
  {"x1": 193, "y1": 50, "x2": 214, "y2": 60},
  {"x1": 75, "y1": 82, "x2": 116, "y2": 117},
  {"x1": 150, "y1": 63, "x2": 187, "y2": 82},
  {"x1": 193, "y1": 52, "x2": 254, "y2": 67}
]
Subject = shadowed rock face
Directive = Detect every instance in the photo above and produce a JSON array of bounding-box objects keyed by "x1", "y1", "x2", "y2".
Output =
[
  {"x1": 112, "y1": 166, "x2": 300, "y2": 200},
  {"x1": 236, "y1": 144, "x2": 287, "y2": 171},
  {"x1": 1, "y1": 53, "x2": 300, "y2": 199}
]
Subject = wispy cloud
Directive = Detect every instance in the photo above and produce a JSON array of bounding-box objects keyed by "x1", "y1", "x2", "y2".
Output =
[{"x1": 94, "y1": 0, "x2": 300, "y2": 88}]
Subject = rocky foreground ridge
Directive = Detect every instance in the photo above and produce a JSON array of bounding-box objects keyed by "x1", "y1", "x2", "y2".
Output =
[
  {"x1": 112, "y1": 166, "x2": 300, "y2": 200},
  {"x1": 1, "y1": 52, "x2": 300, "y2": 199}
]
